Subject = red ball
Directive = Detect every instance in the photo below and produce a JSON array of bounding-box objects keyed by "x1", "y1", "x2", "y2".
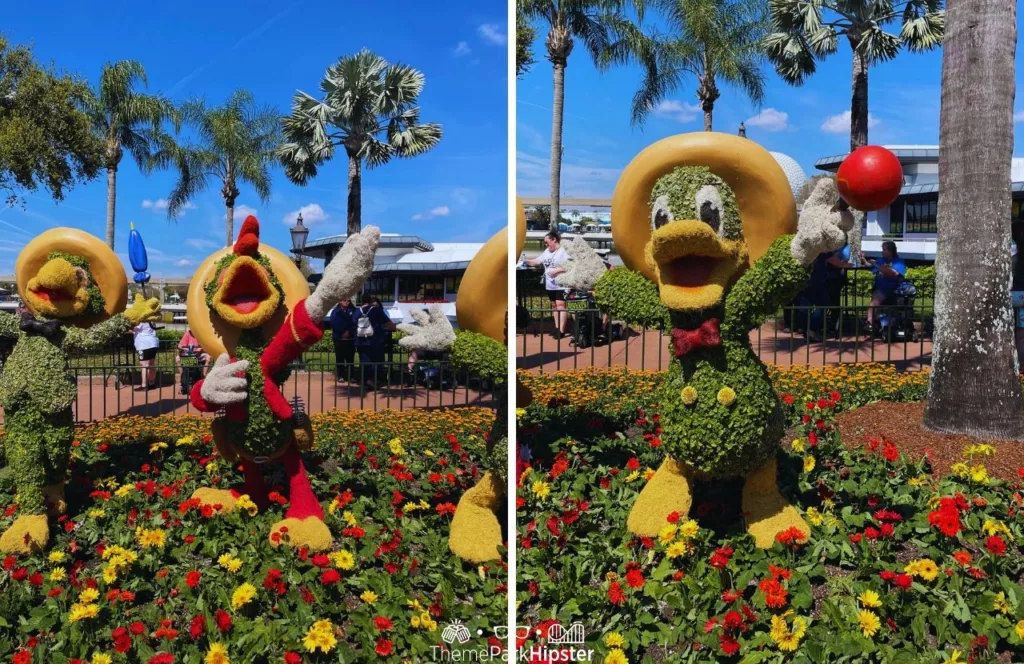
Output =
[{"x1": 836, "y1": 146, "x2": 904, "y2": 212}]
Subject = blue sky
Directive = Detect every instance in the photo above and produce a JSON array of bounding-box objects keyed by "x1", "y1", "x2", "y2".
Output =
[
  {"x1": 1, "y1": 0, "x2": 507, "y2": 277},
  {"x1": 517, "y1": 3, "x2": 1024, "y2": 201}
]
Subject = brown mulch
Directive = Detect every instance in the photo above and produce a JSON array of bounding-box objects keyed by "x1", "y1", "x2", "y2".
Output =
[{"x1": 835, "y1": 401, "x2": 1024, "y2": 483}]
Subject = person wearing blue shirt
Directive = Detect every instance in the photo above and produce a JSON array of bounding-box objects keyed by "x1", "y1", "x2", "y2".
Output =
[
  {"x1": 353, "y1": 294, "x2": 396, "y2": 389},
  {"x1": 329, "y1": 298, "x2": 357, "y2": 382},
  {"x1": 859, "y1": 240, "x2": 907, "y2": 331}
]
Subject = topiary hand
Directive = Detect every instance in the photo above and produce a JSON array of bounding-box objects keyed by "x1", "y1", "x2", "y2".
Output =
[
  {"x1": 397, "y1": 305, "x2": 456, "y2": 352},
  {"x1": 306, "y1": 226, "x2": 381, "y2": 321},
  {"x1": 200, "y1": 354, "x2": 250, "y2": 406},
  {"x1": 790, "y1": 177, "x2": 855, "y2": 265},
  {"x1": 124, "y1": 294, "x2": 161, "y2": 325},
  {"x1": 555, "y1": 237, "x2": 608, "y2": 291}
]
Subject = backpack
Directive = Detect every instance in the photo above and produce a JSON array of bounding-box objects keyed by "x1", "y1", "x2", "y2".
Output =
[{"x1": 355, "y1": 306, "x2": 375, "y2": 339}]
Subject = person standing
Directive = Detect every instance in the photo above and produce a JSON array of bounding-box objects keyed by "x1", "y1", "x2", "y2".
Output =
[
  {"x1": 133, "y1": 321, "x2": 161, "y2": 390},
  {"x1": 523, "y1": 231, "x2": 569, "y2": 338},
  {"x1": 353, "y1": 294, "x2": 396, "y2": 389},
  {"x1": 329, "y1": 298, "x2": 357, "y2": 382}
]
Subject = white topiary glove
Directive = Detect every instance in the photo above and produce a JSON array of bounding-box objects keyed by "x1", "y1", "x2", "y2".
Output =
[
  {"x1": 555, "y1": 237, "x2": 608, "y2": 291},
  {"x1": 200, "y1": 354, "x2": 250, "y2": 406},
  {"x1": 397, "y1": 305, "x2": 456, "y2": 353},
  {"x1": 305, "y1": 226, "x2": 381, "y2": 321},
  {"x1": 790, "y1": 178, "x2": 855, "y2": 266}
]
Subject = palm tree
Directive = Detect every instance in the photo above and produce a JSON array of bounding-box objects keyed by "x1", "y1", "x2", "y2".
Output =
[
  {"x1": 519, "y1": 0, "x2": 651, "y2": 227},
  {"x1": 153, "y1": 90, "x2": 280, "y2": 247},
  {"x1": 765, "y1": 0, "x2": 943, "y2": 152},
  {"x1": 621, "y1": 0, "x2": 769, "y2": 130},
  {"x1": 517, "y1": 7, "x2": 538, "y2": 77},
  {"x1": 923, "y1": 0, "x2": 1023, "y2": 439},
  {"x1": 87, "y1": 61, "x2": 177, "y2": 249},
  {"x1": 279, "y1": 49, "x2": 443, "y2": 235}
]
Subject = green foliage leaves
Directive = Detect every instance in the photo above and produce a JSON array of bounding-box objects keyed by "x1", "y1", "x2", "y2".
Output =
[
  {"x1": 651, "y1": 166, "x2": 743, "y2": 239},
  {"x1": 450, "y1": 331, "x2": 507, "y2": 385},
  {"x1": 594, "y1": 268, "x2": 671, "y2": 331},
  {"x1": 723, "y1": 234, "x2": 809, "y2": 335},
  {"x1": 0, "y1": 38, "x2": 101, "y2": 203}
]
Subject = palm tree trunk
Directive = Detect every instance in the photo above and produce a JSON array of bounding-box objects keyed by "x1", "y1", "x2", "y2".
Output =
[
  {"x1": 849, "y1": 47, "x2": 869, "y2": 152},
  {"x1": 105, "y1": 166, "x2": 117, "y2": 249},
  {"x1": 924, "y1": 0, "x2": 1024, "y2": 439},
  {"x1": 225, "y1": 205, "x2": 234, "y2": 247},
  {"x1": 550, "y1": 59, "x2": 566, "y2": 228},
  {"x1": 347, "y1": 151, "x2": 362, "y2": 236},
  {"x1": 703, "y1": 109, "x2": 713, "y2": 132}
]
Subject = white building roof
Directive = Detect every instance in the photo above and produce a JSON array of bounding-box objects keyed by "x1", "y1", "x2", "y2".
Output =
[{"x1": 392, "y1": 243, "x2": 481, "y2": 265}]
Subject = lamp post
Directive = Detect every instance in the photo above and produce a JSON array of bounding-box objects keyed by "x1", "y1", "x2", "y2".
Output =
[{"x1": 290, "y1": 212, "x2": 308, "y2": 268}]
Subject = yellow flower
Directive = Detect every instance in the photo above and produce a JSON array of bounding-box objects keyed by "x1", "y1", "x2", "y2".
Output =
[
  {"x1": 993, "y1": 592, "x2": 1011, "y2": 615},
  {"x1": 411, "y1": 614, "x2": 421, "y2": 628},
  {"x1": 407, "y1": 599, "x2": 425, "y2": 611},
  {"x1": 604, "y1": 650, "x2": 627, "y2": 664},
  {"x1": 983, "y1": 520, "x2": 1013, "y2": 540},
  {"x1": 679, "y1": 520, "x2": 700, "y2": 539},
  {"x1": 149, "y1": 441, "x2": 168, "y2": 453},
  {"x1": 716, "y1": 387, "x2": 737, "y2": 407},
  {"x1": 666, "y1": 541, "x2": 689, "y2": 558},
  {"x1": 657, "y1": 525, "x2": 677, "y2": 543},
  {"x1": 805, "y1": 507, "x2": 823, "y2": 527},
  {"x1": 343, "y1": 511, "x2": 358, "y2": 527},
  {"x1": 905, "y1": 559, "x2": 938, "y2": 582},
  {"x1": 205, "y1": 643, "x2": 230, "y2": 664},
  {"x1": 234, "y1": 495, "x2": 258, "y2": 517},
  {"x1": 48, "y1": 551, "x2": 66, "y2": 564},
  {"x1": 424, "y1": 449, "x2": 434, "y2": 457},
  {"x1": 604, "y1": 632, "x2": 625, "y2": 648},
  {"x1": 115, "y1": 484, "x2": 134, "y2": 497},
  {"x1": 770, "y1": 614, "x2": 806, "y2": 652},
  {"x1": 963, "y1": 443, "x2": 995, "y2": 457},
  {"x1": 970, "y1": 465, "x2": 989, "y2": 484},
  {"x1": 92, "y1": 655, "x2": 113, "y2": 664},
  {"x1": 947, "y1": 650, "x2": 966, "y2": 663},
  {"x1": 205, "y1": 461, "x2": 219, "y2": 475},
  {"x1": 803, "y1": 456, "x2": 816, "y2": 473},
  {"x1": 643, "y1": 467, "x2": 656, "y2": 481},
  {"x1": 49, "y1": 568, "x2": 66, "y2": 582},
  {"x1": 176, "y1": 435, "x2": 196, "y2": 446},
  {"x1": 531, "y1": 481, "x2": 550, "y2": 499},
  {"x1": 102, "y1": 566, "x2": 119, "y2": 584},
  {"x1": 80, "y1": 587, "x2": 100, "y2": 604},
  {"x1": 218, "y1": 554, "x2": 243, "y2": 573},
  {"x1": 331, "y1": 551, "x2": 355, "y2": 570},
  {"x1": 680, "y1": 386, "x2": 698, "y2": 406},
  {"x1": 388, "y1": 438, "x2": 405, "y2": 456},
  {"x1": 624, "y1": 471, "x2": 640, "y2": 483},
  {"x1": 515, "y1": 408, "x2": 527, "y2": 418},
  {"x1": 231, "y1": 583, "x2": 256, "y2": 610},
  {"x1": 858, "y1": 610, "x2": 881, "y2": 638},
  {"x1": 950, "y1": 462, "x2": 970, "y2": 478},
  {"x1": 1015, "y1": 620, "x2": 1024, "y2": 640},
  {"x1": 859, "y1": 590, "x2": 882, "y2": 608},
  {"x1": 303, "y1": 620, "x2": 338, "y2": 653},
  {"x1": 360, "y1": 590, "x2": 378, "y2": 604},
  {"x1": 908, "y1": 476, "x2": 928, "y2": 487},
  {"x1": 791, "y1": 438, "x2": 806, "y2": 452},
  {"x1": 88, "y1": 509, "x2": 106, "y2": 519},
  {"x1": 136, "y1": 527, "x2": 167, "y2": 549},
  {"x1": 70, "y1": 602, "x2": 100, "y2": 622}
]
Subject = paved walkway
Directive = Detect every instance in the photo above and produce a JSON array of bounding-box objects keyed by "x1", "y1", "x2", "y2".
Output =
[{"x1": 516, "y1": 319, "x2": 931, "y2": 373}]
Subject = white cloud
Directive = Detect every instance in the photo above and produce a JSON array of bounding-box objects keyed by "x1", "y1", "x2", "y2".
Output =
[
  {"x1": 232, "y1": 204, "x2": 259, "y2": 221},
  {"x1": 282, "y1": 203, "x2": 329, "y2": 225},
  {"x1": 1015, "y1": 110, "x2": 1024, "y2": 122},
  {"x1": 516, "y1": 151, "x2": 622, "y2": 199},
  {"x1": 653, "y1": 100, "x2": 702, "y2": 123},
  {"x1": 142, "y1": 198, "x2": 195, "y2": 213},
  {"x1": 745, "y1": 108, "x2": 791, "y2": 132},
  {"x1": 411, "y1": 206, "x2": 451, "y2": 221},
  {"x1": 185, "y1": 238, "x2": 217, "y2": 250},
  {"x1": 174, "y1": 258, "x2": 194, "y2": 268},
  {"x1": 821, "y1": 110, "x2": 880, "y2": 134},
  {"x1": 453, "y1": 41, "x2": 471, "y2": 57},
  {"x1": 478, "y1": 24, "x2": 507, "y2": 45}
]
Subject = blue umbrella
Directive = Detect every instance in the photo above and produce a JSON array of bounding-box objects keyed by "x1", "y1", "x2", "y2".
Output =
[{"x1": 128, "y1": 222, "x2": 151, "y2": 296}]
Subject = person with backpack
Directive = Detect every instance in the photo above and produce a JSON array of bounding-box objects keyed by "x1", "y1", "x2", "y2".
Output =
[
  {"x1": 329, "y1": 298, "x2": 357, "y2": 382},
  {"x1": 353, "y1": 293, "x2": 395, "y2": 389}
]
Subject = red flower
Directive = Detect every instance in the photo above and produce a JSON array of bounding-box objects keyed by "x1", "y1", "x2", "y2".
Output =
[
  {"x1": 775, "y1": 527, "x2": 807, "y2": 548},
  {"x1": 985, "y1": 535, "x2": 1007, "y2": 556},
  {"x1": 672, "y1": 570, "x2": 685, "y2": 581},
  {"x1": 893, "y1": 574, "x2": 912, "y2": 590},
  {"x1": 625, "y1": 568, "x2": 645, "y2": 589},
  {"x1": 849, "y1": 533, "x2": 862, "y2": 544},
  {"x1": 185, "y1": 570, "x2": 201, "y2": 589},
  {"x1": 112, "y1": 627, "x2": 132, "y2": 653},
  {"x1": 722, "y1": 611, "x2": 744, "y2": 630},
  {"x1": 12, "y1": 651, "x2": 30, "y2": 664},
  {"x1": 375, "y1": 639, "x2": 394, "y2": 657},
  {"x1": 709, "y1": 547, "x2": 734, "y2": 569},
  {"x1": 188, "y1": 615, "x2": 205, "y2": 640},
  {"x1": 626, "y1": 457, "x2": 641, "y2": 471},
  {"x1": 374, "y1": 616, "x2": 394, "y2": 632},
  {"x1": 214, "y1": 609, "x2": 232, "y2": 633},
  {"x1": 758, "y1": 578, "x2": 788, "y2": 608},
  {"x1": 768, "y1": 564, "x2": 792, "y2": 581},
  {"x1": 953, "y1": 550, "x2": 972, "y2": 566},
  {"x1": 129, "y1": 621, "x2": 146, "y2": 636},
  {"x1": 321, "y1": 569, "x2": 342, "y2": 586},
  {"x1": 722, "y1": 590, "x2": 741, "y2": 602},
  {"x1": 883, "y1": 442, "x2": 899, "y2": 462},
  {"x1": 27, "y1": 572, "x2": 42, "y2": 587},
  {"x1": 719, "y1": 634, "x2": 740, "y2": 656},
  {"x1": 47, "y1": 587, "x2": 63, "y2": 597},
  {"x1": 437, "y1": 502, "x2": 457, "y2": 516},
  {"x1": 148, "y1": 655, "x2": 174, "y2": 664},
  {"x1": 311, "y1": 553, "x2": 331, "y2": 568},
  {"x1": 11, "y1": 568, "x2": 27, "y2": 581},
  {"x1": 608, "y1": 580, "x2": 626, "y2": 605},
  {"x1": 284, "y1": 654, "x2": 301, "y2": 664}
]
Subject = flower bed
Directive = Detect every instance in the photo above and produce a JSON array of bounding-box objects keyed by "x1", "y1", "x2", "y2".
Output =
[
  {"x1": 517, "y1": 393, "x2": 1024, "y2": 663},
  {"x1": 0, "y1": 409, "x2": 505, "y2": 662}
]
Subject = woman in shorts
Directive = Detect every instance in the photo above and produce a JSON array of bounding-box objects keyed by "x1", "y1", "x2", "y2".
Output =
[
  {"x1": 524, "y1": 231, "x2": 569, "y2": 338},
  {"x1": 133, "y1": 321, "x2": 161, "y2": 390}
]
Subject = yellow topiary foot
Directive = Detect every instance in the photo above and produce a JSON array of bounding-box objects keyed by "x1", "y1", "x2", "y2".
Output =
[
  {"x1": 269, "y1": 517, "x2": 333, "y2": 551},
  {"x1": 0, "y1": 515, "x2": 49, "y2": 555},
  {"x1": 192, "y1": 488, "x2": 238, "y2": 514},
  {"x1": 43, "y1": 483, "x2": 66, "y2": 516},
  {"x1": 742, "y1": 459, "x2": 810, "y2": 548},
  {"x1": 627, "y1": 457, "x2": 693, "y2": 536},
  {"x1": 449, "y1": 472, "x2": 503, "y2": 563}
]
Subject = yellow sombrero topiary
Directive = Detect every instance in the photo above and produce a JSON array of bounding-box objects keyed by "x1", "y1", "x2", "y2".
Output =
[
  {"x1": 456, "y1": 226, "x2": 507, "y2": 342},
  {"x1": 186, "y1": 243, "x2": 310, "y2": 358},
  {"x1": 611, "y1": 132, "x2": 798, "y2": 283},
  {"x1": 15, "y1": 228, "x2": 128, "y2": 327},
  {"x1": 515, "y1": 197, "x2": 527, "y2": 257}
]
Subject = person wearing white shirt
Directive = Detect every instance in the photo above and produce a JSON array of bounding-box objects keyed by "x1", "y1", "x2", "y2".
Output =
[
  {"x1": 133, "y1": 322, "x2": 161, "y2": 390},
  {"x1": 523, "y1": 231, "x2": 570, "y2": 338}
]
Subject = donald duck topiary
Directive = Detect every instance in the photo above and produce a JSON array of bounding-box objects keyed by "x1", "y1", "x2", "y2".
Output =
[
  {"x1": 184, "y1": 216, "x2": 379, "y2": 551},
  {"x1": 595, "y1": 133, "x2": 856, "y2": 546},
  {"x1": 0, "y1": 229, "x2": 161, "y2": 553}
]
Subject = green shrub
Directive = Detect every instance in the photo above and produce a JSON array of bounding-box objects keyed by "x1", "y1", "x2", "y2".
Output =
[
  {"x1": 450, "y1": 330, "x2": 506, "y2": 384},
  {"x1": 594, "y1": 268, "x2": 671, "y2": 330}
]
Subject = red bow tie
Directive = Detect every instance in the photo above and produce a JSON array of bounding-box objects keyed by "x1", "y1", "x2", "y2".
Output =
[{"x1": 671, "y1": 319, "x2": 722, "y2": 358}]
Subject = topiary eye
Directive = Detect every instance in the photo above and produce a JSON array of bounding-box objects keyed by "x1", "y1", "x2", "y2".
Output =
[
  {"x1": 695, "y1": 185, "x2": 723, "y2": 235},
  {"x1": 651, "y1": 195, "x2": 672, "y2": 230}
]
